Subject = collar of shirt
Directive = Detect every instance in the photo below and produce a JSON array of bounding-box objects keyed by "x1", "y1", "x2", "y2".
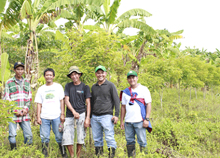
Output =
[
  {"x1": 13, "y1": 76, "x2": 24, "y2": 84},
  {"x1": 95, "y1": 79, "x2": 108, "y2": 86}
]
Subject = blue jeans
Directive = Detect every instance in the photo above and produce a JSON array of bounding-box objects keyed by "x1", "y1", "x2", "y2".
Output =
[
  {"x1": 125, "y1": 121, "x2": 147, "y2": 147},
  {"x1": 8, "y1": 121, "x2": 33, "y2": 144},
  {"x1": 40, "y1": 117, "x2": 62, "y2": 143},
  {"x1": 91, "y1": 115, "x2": 117, "y2": 149}
]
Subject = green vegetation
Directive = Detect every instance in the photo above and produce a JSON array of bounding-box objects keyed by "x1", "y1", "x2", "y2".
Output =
[{"x1": 0, "y1": 0, "x2": 220, "y2": 157}]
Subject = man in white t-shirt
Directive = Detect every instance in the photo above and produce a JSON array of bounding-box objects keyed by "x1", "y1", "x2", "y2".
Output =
[
  {"x1": 35, "y1": 68, "x2": 67, "y2": 158},
  {"x1": 120, "y1": 70, "x2": 152, "y2": 157}
]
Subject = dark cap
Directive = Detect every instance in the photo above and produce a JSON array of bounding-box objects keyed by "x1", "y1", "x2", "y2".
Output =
[
  {"x1": 14, "y1": 62, "x2": 24, "y2": 69},
  {"x1": 127, "y1": 70, "x2": 138, "y2": 77},
  {"x1": 67, "y1": 66, "x2": 83, "y2": 78}
]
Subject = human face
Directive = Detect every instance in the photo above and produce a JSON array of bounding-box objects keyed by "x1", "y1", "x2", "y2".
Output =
[
  {"x1": 127, "y1": 75, "x2": 138, "y2": 87},
  {"x1": 14, "y1": 66, "x2": 24, "y2": 79},
  {"x1": 95, "y1": 70, "x2": 107, "y2": 83},
  {"x1": 44, "y1": 71, "x2": 55, "y2": 84},
  {"x1": 70, "y1": 72, "x2": 81, "y2": 83}
]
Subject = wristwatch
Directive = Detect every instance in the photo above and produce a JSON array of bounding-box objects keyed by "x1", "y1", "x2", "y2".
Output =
[{"x1": 145, "y1": 118, "x2": 150, "y2": 121}]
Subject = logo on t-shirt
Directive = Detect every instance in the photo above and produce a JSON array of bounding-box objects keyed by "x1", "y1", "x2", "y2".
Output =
[
  {"x1": 76, "y1": 90, "x2": 84, "y2": 94},
  {"x1": 46, "y1": 93, "x2": 55, "y2": 99}
]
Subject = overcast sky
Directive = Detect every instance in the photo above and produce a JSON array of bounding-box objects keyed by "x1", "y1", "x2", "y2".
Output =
[
  {"x1": 116, "y1": 0, "x2": 220, "y2": 52},
  {"x1": 4, "y1": 0, "x2": 220, "y2": 52}
]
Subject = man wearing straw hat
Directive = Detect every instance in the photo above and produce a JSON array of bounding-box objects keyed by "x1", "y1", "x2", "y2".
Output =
[
  {"x1": 91, "y1": 65, "x2": 120, "y2": 158},
  {"x1": 62, "y1": 66, "x2": 91, "y2": 158},
  {"x1": 120, "y1": 70, "x2": 152, "y2": 157}
]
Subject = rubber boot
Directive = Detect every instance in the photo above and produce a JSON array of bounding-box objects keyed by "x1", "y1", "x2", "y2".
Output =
[
  {"x1": 140, "y1": 146, "x2": 148, "y2": 154},
  {"x1": 95, "y1": 146, "x2": 103, "y2": 157},
  {"x1": 58, "y1": 143, "x2": 68, "y2": 158},
  {"x1": 42, "y1": 143, "x2": 49, "y2": 157},
  {"x1": 127, "y1": 144, "x2": 135, "y2": 157},
  {"x1": 108, "y1": 147, "x2": 116, "y2": 158},
  {"x1": 10, "y1": 143, "x2": 17, "y2": 150}
]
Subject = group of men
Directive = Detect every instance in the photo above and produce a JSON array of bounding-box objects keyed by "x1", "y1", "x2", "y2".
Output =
[{"x1": 3, "y1": 62, "x2": 152, "y2": 158}]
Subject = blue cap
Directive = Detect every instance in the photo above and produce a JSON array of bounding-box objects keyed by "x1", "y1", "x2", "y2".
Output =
[{"x1": 14, "y1": 62, "x2": 24, "y2": 69}]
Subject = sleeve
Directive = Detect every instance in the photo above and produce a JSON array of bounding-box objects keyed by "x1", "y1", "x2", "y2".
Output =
[
  {"x1": 144, "y1": 87, "x2": 152, "y2": 104},
  {"x1": 3, "y1": 82, "x2": 11, "y2": 101},
  {"x1": 84, "y1": 85, "x2": 91, "y2": 99},
  {"x1": 59, "y1": 84, "x2": 65, "y2": 100},
  {"x1": 64, "y1": 83, "x2": 69, "y2": 97},
  {"x1": 111, "y1": 83, "x2": 120, "y2": 117},
  {"x1": 121, "y1": 93, "x2": 127, "y2": 105},
  {"x1": 34, "y1": 88, "x2": 43, "y2": 104},
  {"x1": 24, "y1": 82, "x2": 32, "y2": 111}
]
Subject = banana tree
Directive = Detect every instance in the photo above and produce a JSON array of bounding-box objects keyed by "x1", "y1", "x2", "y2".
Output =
[
  {"x1": 0, "y1": 0, "x2": 24, "y2": 67},
  {"x1": 62, "y1": 0, "x2": 103, "y2": 34},
  {"x1": 84, "y1": 0, "x2": 153, "y2": 35}
]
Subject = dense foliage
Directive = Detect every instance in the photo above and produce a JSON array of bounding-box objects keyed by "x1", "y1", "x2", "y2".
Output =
[{"x1": 0, "y1": 0, "x2": 220, "y2": 157}]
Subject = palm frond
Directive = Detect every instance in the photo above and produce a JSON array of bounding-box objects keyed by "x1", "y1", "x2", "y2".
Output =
[
  {"x1": 2, "y1": 0, "x2": 24, "y2": 30},
  {"x1": 0, "y1": 0, "x2": 7, "y2": 13},
  {"x1": 107, "y1": 0, "x2": 121, "y2": 24},
  {"x1": 20, "y1": 0, "x2": 32, "y2": 20},
  {"x1": 103, "y1": 0, "x2": 110, "y2": 15},
  {"x1": 115, "y1": 8, "x2": 152, "y2": 24},
  {"x1": 117, "y1": 19, "x2": 156, "y2": 35}
]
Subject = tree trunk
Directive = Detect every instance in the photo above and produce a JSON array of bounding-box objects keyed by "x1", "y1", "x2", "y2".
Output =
[
  {"x1": 178, "y1": 80, "x2": 181, "y2": 105},
  {"x1": 170, "y1": 80, "x2": 173, "y2": 88},
  {"x1": 159, "y1": 87, "x2": 163, "y2": 109},
  {"x1": 195, "y1": 88, "x2": 197, "y2": 99},
  {"x1": 203, "y1": 85, "x2": 206, "y2": 99},
  {"x1": 132, "y1": 40, "x2": 147, "y2": 72},
  {"x1": 0, "y1": 24, "x2": 3, "y2": 69},
  {"x1": 190, "y1": 86, "x2": 192, "y2": 102}
]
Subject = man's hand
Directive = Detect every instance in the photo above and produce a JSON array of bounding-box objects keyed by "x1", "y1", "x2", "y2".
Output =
[
  {"x1": 111, "y1": 116, "x2": 118, "y2": 124},
  {"x1": 120, "y1": 122, "x2": 124, "y2": 130},
  {"x1": 15, "y1": 110, "x2": 23, "y2": 117},
  {"x1": 73, "y1": 112, "x2": 80, "y2": 119},
  {"x1": 143, "y1": 120, "x2": 149, "y2": 128},
  {"x1": 37, "y1": 117, "x2": 42, "y2": 125},
  {"x1": 84, "y1": 117, "x2": 90, "y2": 128},
  {"x1": 21, "y1": 109, "x2": 27, "y2": 116},
  {"x1": 60, "y1": 114, "x2": 65, "y2": 123}
]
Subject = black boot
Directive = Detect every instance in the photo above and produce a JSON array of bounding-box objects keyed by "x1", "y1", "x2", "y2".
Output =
[
  {"x1": 127, "y1": 144, "x2": 135, "y2": 157},
  {"x1": 95, "y1": 146, "x2": 103, "y2": 157},
  {"x1": 108, "y1": 147, "x2": 116, "y2": 158},
  {"x1": 58, "y1": 143, "x2": 67, "y2": 158},
  {"x1": 10, "y1": 143, "x2": 17, "y2": 150},
  {"x1": 140, "y1": 146, "x2": 148, "y2": 154},
  {"x1": 42, "y1": 143, "x2": 49, "y2": 157}
]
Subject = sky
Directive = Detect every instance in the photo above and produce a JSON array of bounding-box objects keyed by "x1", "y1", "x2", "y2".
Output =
[
  {"x1": 4, "y1": 0, "x2": 220, "y2": 52},
  {"x1": 55, "y1": 0, "x2": 220, "y2": 52},
  {"x1": 115, "y1": 0, "x2": 220, "y2": 52}
]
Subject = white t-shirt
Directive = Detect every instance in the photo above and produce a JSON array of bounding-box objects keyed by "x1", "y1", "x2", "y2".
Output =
[
  {"x1": 35, "y1": 82, "x2": 64, "y2": 119},
  {"x1": 121, "y1": 84, "x2": 152, "y2": 123}
]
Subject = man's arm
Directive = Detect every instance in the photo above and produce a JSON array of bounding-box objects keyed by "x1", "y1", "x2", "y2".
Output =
[
  {"x1": 37, "y1": 103, "x2": 42, "y2": 124},
  {"x1": 4, "y1": 81, "x2": 22, "y2": 116},
  {"x1": 143, "y1": 102, "x2": 151, "y2": 128},
  {"x1": 84, "y1": 98, "x2": 91, "y2": 127},
  {"x1": 65, "y1": 96, "x2": 79, "y2": 119},
  {"x1": 111, "y1": 84, "x2": 120, "y2": 124},
  {"x1": 60, "y1": 99, "x2": 65, "y2": 122},
  {"x1": 120, "y1": 104, "x2": 126, "y2": 130}
]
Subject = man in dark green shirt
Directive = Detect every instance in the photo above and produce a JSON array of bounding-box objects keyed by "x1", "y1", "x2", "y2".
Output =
[{"x1": 91, "y1": 65, "x2": 120, "y2": 158}]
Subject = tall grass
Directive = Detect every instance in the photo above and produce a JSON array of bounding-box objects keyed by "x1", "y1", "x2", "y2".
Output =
[{"x1": 0, "y1": 88, "x2": 219, "y2": 157}]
